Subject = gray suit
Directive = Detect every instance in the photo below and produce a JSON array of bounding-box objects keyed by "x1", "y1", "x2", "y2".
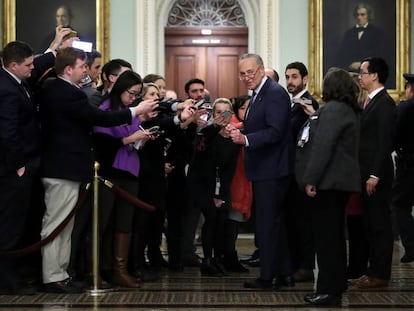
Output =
[
  {"x1": 296, "y1": 100, "x2": 360, "y2": 296},
  {"x1": 296, "y1": 100, "x2": 360, "y2": 192}
]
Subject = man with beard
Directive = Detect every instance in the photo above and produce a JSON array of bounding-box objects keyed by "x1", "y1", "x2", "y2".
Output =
[{"x1": 284, "y1": 62, "x2": 319, "y2": 283}]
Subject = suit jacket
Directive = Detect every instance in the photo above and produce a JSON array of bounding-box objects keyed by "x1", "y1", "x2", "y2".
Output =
[
  {"x1": 295, "y1": 101, "x2": 361, "y2": 192},
  {"x1": 243, "y1": 78, "x2": 291, "y2": 181},
  {"x1": 291, "y1": 91, "x2": 319, "y2": 142},
  {"x1": 337, "y1": 24, "x2": 385, "y2": 71},
  {"x1": 0, "y1": 52, "x2": 55, "y2": 176},
  {"x1": 359, "y1": 89, "x2": 396, "y2": 185},
  {"x1": 289, "y1": 91, "x2": 319, "y2": 173},
  {"x1": 394, "y1": 97, "x2": 414, "y2": 154},
  {"x1": 82, "y1": 85, "x2": 104, "y2": 107},
  {"x1": 40, "y1": 77, "x2": 133, "y2": 182}
]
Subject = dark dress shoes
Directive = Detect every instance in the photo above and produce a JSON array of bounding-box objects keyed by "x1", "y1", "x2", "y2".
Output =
[
  {"x1": 182, "y1": 254, "x2": 201, "y2": 267},
  {"x1": 0, "y1": 286, "x2": 37, "y2": 296},
  {"x1": 274, "y1": 275, "x2": 295, "y2": 287},
  {"x1": 400, "y1": 251, "x2": 414, "y2": 263},
  {"x1": 240, "y1": 249, "x2": 260, "y2": 267},
  {"x1": 243, "y1": 278, "x2": 274, "y2": 290},
  {"x1": 245, "y1": 257, "x2": 260, "y2": 267},
  {"x1": 304, "y1": 293, "x2": 341, "y2": 306},
  {"x1": 42, "y1": 278, "x2": 84, "y2": 294},
  {"x1": 355, "y1": 276, "x2": 388, "y2": 288}
]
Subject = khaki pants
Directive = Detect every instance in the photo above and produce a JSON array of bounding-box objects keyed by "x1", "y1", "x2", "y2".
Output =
[{"x1": 41, "y1": 177, "x2": 80, "y2": 283}]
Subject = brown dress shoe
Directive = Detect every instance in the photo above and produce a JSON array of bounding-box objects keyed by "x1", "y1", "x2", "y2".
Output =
[
  {"x1": 348, "y1": 274, "x2": 368, "y2": 286},
  {"x1": 356, "y1": 276, "x2": 388, "y2": 288}
]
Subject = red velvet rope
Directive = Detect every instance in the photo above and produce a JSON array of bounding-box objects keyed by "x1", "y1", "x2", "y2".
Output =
[
  {"x1": 0, "y1": 185, "x2": 91, "y2": 258},
  {"x1": 99, "y1": 177, "x2": 156, "y2": 212},
  {"x1": 0, "y1": 178, "x2": 155, "y2": 258}
]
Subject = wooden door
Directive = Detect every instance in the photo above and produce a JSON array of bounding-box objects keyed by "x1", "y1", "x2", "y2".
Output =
[
  {"x1": 165, "y1": 46, "x2": 207, "y2": 100},
  {"x1": 165, "y1": 27, "x2": 248, "y2": 101},
  {"x1": 206, "y1": 46, "x2": 247, "y2": 100}
]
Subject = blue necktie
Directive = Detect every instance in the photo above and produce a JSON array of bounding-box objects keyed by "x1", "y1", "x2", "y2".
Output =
[
  {"x1": 246, "y1": 91, "x2": 256, "y2": 118},
  {"x1": 250, "y1": 91, "x2": 257, "y2": 106}
]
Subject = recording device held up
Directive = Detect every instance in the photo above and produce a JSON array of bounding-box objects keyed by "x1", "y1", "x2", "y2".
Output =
[{"x1": 292, "y1": 97, "x2": 313, "y2": 105}]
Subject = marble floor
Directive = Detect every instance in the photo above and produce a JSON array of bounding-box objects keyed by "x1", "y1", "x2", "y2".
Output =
[{"x1": 1, "y1": 236, "x2": 413, "y2": 310}]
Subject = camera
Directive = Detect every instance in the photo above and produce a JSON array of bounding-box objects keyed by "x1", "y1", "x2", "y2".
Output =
[
  {"x1": 193, "y1": 99, "x2": 205, "y2": 109},
  {"x1": 159, "y1": 98, "x2": 182, "y2": 105},
  {"x1": 221, "y1": 111, "x2": 233, "y2": 119},
  {"x1": 198, "y1": 102, "x2": 213, "y2": 121},
  {"x1": 155, "y1": 98, "x2": 183, "y2": 113}
]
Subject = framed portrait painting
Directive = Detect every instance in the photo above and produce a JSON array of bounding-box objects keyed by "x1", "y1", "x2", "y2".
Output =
[
  {"x1": 308, "y1": 0, "x2": 410, "y2": 101},
  {"x1": 2, "y1": 0, "x2": 109, "y2": 61}
]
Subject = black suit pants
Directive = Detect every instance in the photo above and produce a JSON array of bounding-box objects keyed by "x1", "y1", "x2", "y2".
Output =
[
  {"x1": 361, "y1": 182, "x2": 394, "y2": 280},
  {"x1": 391, "y1": 164, "x2": 414, "y2": 253},
  {"x1": 311, "y1": 189, "x2": 349, "y2": 295},
  {"x1": 253, "y1": 177, "x2": 291, "y2": 280},
  {"x1": 286, "y1": 178, "x2": 315, "y2": 271},
  {"x1": 0, "y1": 172, "x2": 34, "y2": 289}
]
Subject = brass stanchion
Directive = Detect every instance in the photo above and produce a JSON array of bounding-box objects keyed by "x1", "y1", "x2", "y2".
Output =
[{"x1": 88, "y1": 162, "x2": 112, "y2": 296}]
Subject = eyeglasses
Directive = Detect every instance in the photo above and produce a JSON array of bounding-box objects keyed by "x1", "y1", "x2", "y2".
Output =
[
  {"x1": 359, "y1": 71, "x2": 371, "y2": 76},
  {"x1": 126, "y1": 89, "x2": 141, "y2": 99},
  {"x1": 239, "y1": 67, "x2": 260, "y2": 80}
]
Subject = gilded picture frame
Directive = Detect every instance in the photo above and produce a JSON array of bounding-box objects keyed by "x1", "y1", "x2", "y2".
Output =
[
  {"x1": 2, "y1": 0, "x2": 109, "y2": 62},
  {"x1": 308, "y1": 0, "x2": 410, "y2": 101}
]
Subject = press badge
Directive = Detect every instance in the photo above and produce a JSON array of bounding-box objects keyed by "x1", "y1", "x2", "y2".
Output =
[
  {"x1": 215, "y1": 167, "x2": 221, "y2": 196},
  {"x1": 298, "y1": 123, "x2": 310, "y2": 147}
]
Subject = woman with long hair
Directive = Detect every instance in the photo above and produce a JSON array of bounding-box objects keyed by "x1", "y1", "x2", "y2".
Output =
[
  {"x1": 93, "y1": 71, "x2": 153, "y2": 288},
  {"x1": 296, "y1": 67, "x2": 361, "y2": 306}
]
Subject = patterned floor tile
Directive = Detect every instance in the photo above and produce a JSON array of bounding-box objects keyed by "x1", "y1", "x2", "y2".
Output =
[{"x1": 0, "y1": 240, "x2": 413, "y2": 310}]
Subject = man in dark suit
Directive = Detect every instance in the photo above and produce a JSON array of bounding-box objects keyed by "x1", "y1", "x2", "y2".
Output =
[
  {"x1": 391, "y1": 73, "x2": 414, "y2": 263},
  {"x1": 284, "y1": 62, "x2": 319, "y2": 283},
  {"x1": 242, "y1": 69, "x2": 280, "y2": 268},
  {"x1": 352, "y1": 57, "x2": 396, "y2": 288},
  {"x1": 39, "y1": 47, "x2": 158, "y2": 293},
  {"x1": 0, "y1": 36, "x2": 67, "y2": 295},
  {"x1": 228, "y1": 53, "x2": 292, "y2": 289},
  {"x1": 336, "y1": 3, "x2": 385, "y2": 73}
]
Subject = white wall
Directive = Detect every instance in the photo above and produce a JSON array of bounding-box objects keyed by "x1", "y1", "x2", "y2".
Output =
[
  {"x1": 278, "y1": 0, "x2": 309, "y2": 86},
  {"x1": 110, "y1": 0, "x2": 136, "y2": 67},
  {"x1": 109, "y1": 0, "x2": 412, "y2": 77}
]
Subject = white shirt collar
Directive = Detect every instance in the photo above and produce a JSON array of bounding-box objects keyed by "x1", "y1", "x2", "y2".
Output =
[
  {"x1": 291, "y1": 89, "x2": 308, "y2": 101},
  {"x1": 356, "y1": 23, "x2": 369, "y2": 29},
  {"x1": 58, "y1": 75, "x2": 81, "y2": 88},
  {"x1": 368, "y1": 86, "x2": 385, "y2": 100},
  {"x1": 252, "y1": 76, "x2": 268, "y2": 96},
  {"x1": 2, "y1": 67, "x2": 22, "y2": 84}
]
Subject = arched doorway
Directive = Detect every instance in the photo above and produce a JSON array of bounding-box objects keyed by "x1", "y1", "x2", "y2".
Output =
[{"x1": 164, "y1": 0, "x2": 248, "y2": 100}]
